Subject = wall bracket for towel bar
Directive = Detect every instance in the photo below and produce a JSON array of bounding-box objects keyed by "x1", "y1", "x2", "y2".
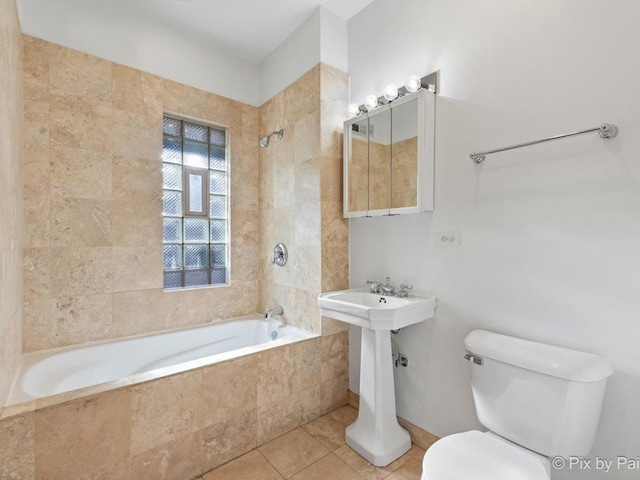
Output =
[{"x1": 470, "y1": 123, "x2": 619, "y2": 164}]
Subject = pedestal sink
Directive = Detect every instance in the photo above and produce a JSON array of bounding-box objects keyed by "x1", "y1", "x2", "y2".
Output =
[{"x1": 318, "y1": 288, "x2": 436, "y2": 466}]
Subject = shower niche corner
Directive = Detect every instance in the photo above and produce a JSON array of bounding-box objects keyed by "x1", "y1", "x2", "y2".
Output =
[{"x1": 343, "y1": 88, "x2": 435, "y2": 218}]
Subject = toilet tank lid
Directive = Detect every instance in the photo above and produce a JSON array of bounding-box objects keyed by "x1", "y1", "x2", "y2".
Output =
[{"x1": 465, "y1": 330, "x2": 614, "y2": 382}]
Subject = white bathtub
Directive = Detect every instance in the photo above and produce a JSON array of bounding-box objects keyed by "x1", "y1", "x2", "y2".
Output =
[{"x1": 7, "y1": 317, "x2": 313, "y2": 406}]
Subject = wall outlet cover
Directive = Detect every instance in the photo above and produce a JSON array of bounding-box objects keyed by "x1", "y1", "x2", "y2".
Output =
[{"x1": 437, "y1": 231, "x2": 460, "y2": 247}]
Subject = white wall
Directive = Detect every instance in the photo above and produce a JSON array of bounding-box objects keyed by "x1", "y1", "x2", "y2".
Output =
[
  {"x1": 348, "y1": 1, "x2": 640, "y2": 478},
  {"x1": 17, "y1": 0, "x2": 260, "y2": 105},
  {"x1": 319, "y1": 7, "x2": 348, "y2": 76},
  {"x1": 259, "y1": 9, "x2": 321, "y2": 105},
  {"x1": 259, "y1": 7, "x2": 347, "y2": 105}
]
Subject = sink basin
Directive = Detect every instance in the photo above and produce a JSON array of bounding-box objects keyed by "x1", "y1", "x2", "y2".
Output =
[
  {"x1": 318, "y1": 287, "x2": 437, "y2": 467},
  {"x1": 318, "y1": 288, "x2": 436, "y2": 330}
]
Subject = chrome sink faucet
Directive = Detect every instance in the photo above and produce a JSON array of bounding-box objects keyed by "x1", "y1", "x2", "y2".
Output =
[{"x1": 367, "y1": 277, "x2": 396, "y2": 296}]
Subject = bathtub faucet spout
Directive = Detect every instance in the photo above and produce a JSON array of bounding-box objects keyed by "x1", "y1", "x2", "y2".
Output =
[{"x1": 264, "y1": 306, "x2": 284, "y2": 319}]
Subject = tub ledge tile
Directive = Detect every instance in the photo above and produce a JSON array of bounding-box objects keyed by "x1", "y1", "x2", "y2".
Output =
[{"x1": 0, "y1": 400, "x2": 37, "y2": 420}]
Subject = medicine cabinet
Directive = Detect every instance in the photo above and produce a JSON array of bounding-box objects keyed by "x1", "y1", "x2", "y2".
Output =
[{"x1": 343, "y1": 88, "x2": 435, "y2": 217}]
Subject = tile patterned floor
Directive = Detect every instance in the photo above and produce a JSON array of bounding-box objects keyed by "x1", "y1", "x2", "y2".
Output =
[{"x1": 196, "y1": 406, "x2": 424, "y2": 480}]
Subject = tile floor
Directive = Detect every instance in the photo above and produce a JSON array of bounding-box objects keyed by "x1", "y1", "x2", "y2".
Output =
[{"x1": 196, "y1": 406, "x2": 425, "y2": 480}]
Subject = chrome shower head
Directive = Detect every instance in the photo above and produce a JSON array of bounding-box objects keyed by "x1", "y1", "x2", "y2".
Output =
[{"x1": 259, "y1": 129, "x2": 284, "y2": 147}]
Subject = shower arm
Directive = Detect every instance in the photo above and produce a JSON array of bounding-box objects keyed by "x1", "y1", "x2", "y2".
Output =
[
  {"x1": 267, "y1": 129, "x2": 284, "y2": 141},
  {"x1": 260, "y1": 129, "x2": 284, "y2": 147}
]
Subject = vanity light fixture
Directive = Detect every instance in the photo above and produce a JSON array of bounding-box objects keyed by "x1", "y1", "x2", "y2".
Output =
[
  {"x1": 348, "y1": 103, "x2": 363, "y2": 116},
  {"x1": 383, "y1": 84, "x2": 399, "y2": 101},
  {"x1": 347, "y1": 72, "x2": 438, "y2": 118},
  {"x1": 406, "y1": 75, "x2": 422, "y2": 93},
  {"x1": 364, "y1": 95, "x2": 379, "y2": 111}
]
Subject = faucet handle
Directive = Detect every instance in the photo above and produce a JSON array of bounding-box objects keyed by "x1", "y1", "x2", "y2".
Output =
[
  {"x1": 366, "y1": 280, "x2": 381, "y2": 293},
  {"x1": 385, "y1": 276, "x2": 391, "y2": 286},
  {"x1": 397, "y1": 284, "x2": 413, "y2": 298}
]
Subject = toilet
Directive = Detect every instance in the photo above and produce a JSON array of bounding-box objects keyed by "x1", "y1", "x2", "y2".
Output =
[{"x1": 422, "y1": 330, "x2": 613, "y2": 480}]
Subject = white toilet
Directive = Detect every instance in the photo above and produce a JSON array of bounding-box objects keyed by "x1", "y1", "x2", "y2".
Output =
[{"x1": 422, "y1": 330, "x2": 613, "y2": 480}]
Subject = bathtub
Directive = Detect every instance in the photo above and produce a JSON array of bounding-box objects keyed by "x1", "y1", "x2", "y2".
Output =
[{"x1": 7, "y1": 316, "x2": 314, "y2": 406}]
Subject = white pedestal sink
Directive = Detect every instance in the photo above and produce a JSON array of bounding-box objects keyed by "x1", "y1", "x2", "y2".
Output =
[{"x1": 318, "y1": 288, "x2": 436, "y2": 466}]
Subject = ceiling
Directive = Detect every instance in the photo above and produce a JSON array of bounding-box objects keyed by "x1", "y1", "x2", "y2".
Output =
[{"x1": 53, "y1": 0, "x2": 374, "y2": 63}]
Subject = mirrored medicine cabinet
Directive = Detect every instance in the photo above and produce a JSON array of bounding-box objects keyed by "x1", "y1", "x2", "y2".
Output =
[{"x1": 343, "y1": 88, "x2": 435, "y2": 217}]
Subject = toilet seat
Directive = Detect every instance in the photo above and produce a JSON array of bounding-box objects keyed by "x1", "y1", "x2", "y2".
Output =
[{"x1": 421, "y1": 431, "x2": 550, "y2": 480}]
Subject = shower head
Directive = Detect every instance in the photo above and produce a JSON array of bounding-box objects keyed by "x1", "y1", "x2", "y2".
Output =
[{"x1": 260, "y1": 129, "x2": 284, "y2": 147}]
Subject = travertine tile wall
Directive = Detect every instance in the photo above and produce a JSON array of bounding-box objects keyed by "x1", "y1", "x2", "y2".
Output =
[
  {"x1": 258, "y1": 64, "x2": 349, "y2": 338},
  {"x1": 259, "y1": 67, "x2": 322, "y2": 333},
  {"x1": 22, "y1": 37, "x2": 260, "y2": 351},
  {"x1": 0, "y1": 0, "x2": 24, "y2": 406},
  {"x1": 3, "y1": 38, "x2": 352, "y2": 480},
  {"x1": 319, "y1": 64, "x2": 350, "y2": 334},
  {"x1": 258, "y1": 64, "x2": 349, "y2": 414},
  {"x1": 0, "y1": 332, "x2": 349, "y2": 480}
]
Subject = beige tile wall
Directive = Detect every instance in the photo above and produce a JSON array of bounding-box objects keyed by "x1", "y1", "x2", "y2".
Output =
[
  {"x1": 0, "y1": 332, "x2": 349, "y2": 480},
  {"x1": 8, "y1": 37, "x2": 352, "y2": 479},
  {"x1": 259, "y1": 67, "x2": 321, "y2": 333},
  {"x1": 258, "y1": 64, "x2": 349, "y2": 338},
  {"x1": 0, "y1": 0, "x2": 24, "y2": 406},
  {"x1": 319, "y1": 65, "x2": 350, "y2": 334},
  {"x1": 22, "y1": 37, "x2": 260, "y2": 351},
  {"x1": 23, "y1": 39, "x2": 350, "y2": 350}
]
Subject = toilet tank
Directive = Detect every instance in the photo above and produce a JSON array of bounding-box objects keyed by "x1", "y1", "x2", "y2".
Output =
[{"x1": 464, "y1": 330, "x2": 613, "y2": 458}]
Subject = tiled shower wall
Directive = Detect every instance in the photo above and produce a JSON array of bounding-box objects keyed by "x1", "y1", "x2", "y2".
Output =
[
  {"x1": 0, "y1": 0, "x2": 24, "y2": 405},
  {"x1": 21, "y1": 37, "x2": 260, "y2": 351},
  {"x1": 319, "y1": 65, "x2": 350, "y2": 329},
  {"x1": 1, "y1": 30, "x2": 352, "y2": 480},
  {"x1": 258, "y1": 64, "x2": 349, "y2": 336}
]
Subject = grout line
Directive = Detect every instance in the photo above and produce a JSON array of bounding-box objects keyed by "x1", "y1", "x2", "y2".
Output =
[
  {"x1": 255, "y1": 449, "x2": 286, "y2": 479},
  {"x1": 334, "y1": 452, "x2": 369, "y2": 480},
  {"x1": 258, "y1": 427, "x2": 333, "y2": 479},
  {"x1": 295, "y1": 453, "x2": 330, "y2": 479}
]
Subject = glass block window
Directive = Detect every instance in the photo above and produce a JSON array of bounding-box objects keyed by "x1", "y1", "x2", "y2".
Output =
[{"x1": 163, "y1": 115, "x2": 229, "y2": 289}]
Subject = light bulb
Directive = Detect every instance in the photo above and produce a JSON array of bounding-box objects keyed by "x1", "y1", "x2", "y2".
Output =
[
  {"x1": 406, "y1": 75, "x2": 422, "y2": 93},
  {"x1": 348, "y1": 103, "x2": 361, "y2": 116},
  {"x1": 364, "y1": 95, "x2": 379, "y2": 110},
  {"x1": 383, "y1": 84, "x2": 399, "y2": 101}
]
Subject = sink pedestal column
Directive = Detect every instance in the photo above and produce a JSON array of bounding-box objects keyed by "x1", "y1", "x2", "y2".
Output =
[{"x1": 346, "y1": 328, "x2": 411, "y2": 466}]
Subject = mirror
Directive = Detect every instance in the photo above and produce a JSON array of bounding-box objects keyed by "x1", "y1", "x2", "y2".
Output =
[
  {"x1": 390, "y1": 99, "x2": 418, "y2": 209},
  {"x1": 368, "y1": 106, "x2": 391, "y2": 211},
  {"x1": 346, "y1": 116, "x2": 369, "y2": 214},
  {"x1": 343, "y1": 88, "x2": 434, "y2": 217}
]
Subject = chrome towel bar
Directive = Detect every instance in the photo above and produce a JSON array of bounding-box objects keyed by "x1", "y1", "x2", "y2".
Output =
[{"x1": 470, "y1": 123, "x2": 619, "y2": 164}]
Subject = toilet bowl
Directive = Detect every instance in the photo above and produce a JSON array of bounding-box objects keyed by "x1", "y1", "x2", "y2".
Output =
[
  {"x1": 420, "y1": 330, "x2": 613, "y2": 480},
  {"x1": 421, "y1": 431, "x2": 550, "y2": 480}
]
